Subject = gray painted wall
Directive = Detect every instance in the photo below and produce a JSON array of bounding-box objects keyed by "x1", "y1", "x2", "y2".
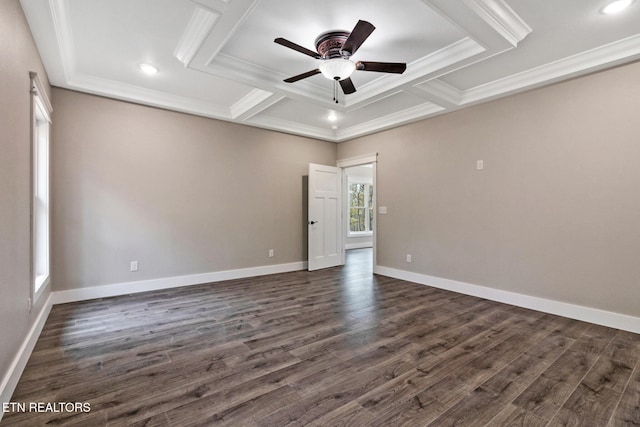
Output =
[
  {"x1": 338, "y1": 60, "x2": 640, "y2": 317},
  {"x1": 51, "y1": 89, "x2": 337, "y2": 291},
  {"x1": 0, "y1": 0, "x2": 52, "y2": 395}
]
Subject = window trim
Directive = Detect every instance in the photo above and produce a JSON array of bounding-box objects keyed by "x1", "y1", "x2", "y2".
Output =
[{"x1": 30, "y1": 72, "x2": 52, "y2": 306}]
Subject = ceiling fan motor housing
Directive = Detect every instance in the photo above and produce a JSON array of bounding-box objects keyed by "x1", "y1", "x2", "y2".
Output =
[{"x1": 315, "y1": 31, "x2": 351, "y2": 58}]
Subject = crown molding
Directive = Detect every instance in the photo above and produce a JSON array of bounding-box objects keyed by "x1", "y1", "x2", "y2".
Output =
[
  {"x1": 68, "y1": 73, "x2": 232, "y2": 119},
  {"x1": 248, "y1": 116, "x2": 336, "y2": 141},
  {"x1": 231, "y1": 88, "x2": 273, "y2": 118},
  {"x1": 408, "y1": 37, "x2": 487, "y2": 80},
  {"x1": 336, "y1": 102, "x2": 446, "y2": 142},
  {"x1": 414, "y1": 79, "x2": 464, "y2": 106},
  {"x1": 462, "y1": 33, "x2": 640, "y2": 104},
  {"x1": 464, "y1": 0, "x2": 532, "y2": 47},
  {"x1": 174, "y1": 7, "x2": 220, "y2": 67},
  {"x1": 230, "y1": 89, "x2": 284, "y2": 120},
  {"x1": 48, "y1": 0, "x2": 75, "y2": 80}
]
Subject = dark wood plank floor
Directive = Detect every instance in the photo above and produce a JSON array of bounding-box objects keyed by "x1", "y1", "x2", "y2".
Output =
[{"x1": 5, "y1": 249, "x2": 640, "y2": 426}]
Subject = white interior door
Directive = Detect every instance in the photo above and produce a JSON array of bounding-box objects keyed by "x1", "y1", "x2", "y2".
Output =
[{"x1": 308, "y1": 163, "x2": 343, "y2": 271}]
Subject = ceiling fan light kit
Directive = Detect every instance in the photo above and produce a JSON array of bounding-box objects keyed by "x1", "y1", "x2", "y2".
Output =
[
  {"x1": 319, "y1": 58, "x2": 356, "y2": 81},
  {"x1": 274, "y1": 20, "x2": 407, "y2": 103}
]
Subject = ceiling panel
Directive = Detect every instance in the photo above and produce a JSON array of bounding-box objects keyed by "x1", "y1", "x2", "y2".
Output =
[
  {"x1": 253, "y1": 99, "x2": 339, "y2": 130},
  {"x1": 70, "y1": 0, "x2": 254, "y2": 107},
  {"x1": 337, "y1": 91, "x2": 433, "y2": 128}
]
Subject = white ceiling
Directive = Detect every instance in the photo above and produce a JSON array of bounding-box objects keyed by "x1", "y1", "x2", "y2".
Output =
[{"x1": 21, "y1": 0, "x2": 640, "y2": 142}]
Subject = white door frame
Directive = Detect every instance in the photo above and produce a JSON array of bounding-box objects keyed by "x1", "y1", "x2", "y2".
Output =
[{"x1": 337, "y1": 153, "x2": 378, "y2": 268}]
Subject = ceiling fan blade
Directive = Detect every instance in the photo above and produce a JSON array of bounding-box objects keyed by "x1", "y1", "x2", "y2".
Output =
[
  {"x1": 342, "y1": 20, "x2": 375, "y2": 56},
  {"x1": 356, "y1": 61, "x2": 407, "y2": 74},
  {"x1": 274, "y1": 38, "x2": 320, "y2": 59},
  {"x1": 339, "y1": 77, "x2": 356, "y2": 95},
  {"x1": 284, "y1": 69, "x2": 321, "y2": 83}
]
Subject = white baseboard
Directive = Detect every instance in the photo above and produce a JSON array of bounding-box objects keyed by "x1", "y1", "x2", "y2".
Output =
[
  {"x1": 0, "y1": 293, "x2": 53, "y2": 411},
  {"x1": 345, "y1": 242, "x2": 373, "y2": 250},
  {"x1": 374, "y1": 265, "x2": 640, "y2": 334},
  {"x1": 52, "y1": 261, "x2": 308, "y2": 304}
]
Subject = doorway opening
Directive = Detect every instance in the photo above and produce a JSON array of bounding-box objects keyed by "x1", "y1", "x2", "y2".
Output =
[
  {"x1": 338, "y1": 151, "x2": 377, "y2": 274},
  {"x1": 343, "y1": 164, "x2": 374, "y2": 274}
]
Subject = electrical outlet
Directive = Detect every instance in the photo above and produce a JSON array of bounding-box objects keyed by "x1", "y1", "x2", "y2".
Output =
[
  {"x1": 268, "y1": 249, "x2": 274, "y2": 258},
  {"x1": 130, "y1": 261, "x2": 138, "y2": 272},
  {"x1": 406, "y1": 254, "x2": 412, "y2": 263}
]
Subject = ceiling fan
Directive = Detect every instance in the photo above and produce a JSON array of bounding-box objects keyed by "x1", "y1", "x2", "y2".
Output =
[{"x1": 274, "y1": 20, "x2": 407, "y2": 103}]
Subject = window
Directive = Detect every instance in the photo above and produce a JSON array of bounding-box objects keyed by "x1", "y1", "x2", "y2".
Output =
[
  {"x1": 30, "y1": 72, "x2": 52, "y2": 301},
  {"x1": 348, "y1": 182, "x2": 373, "y2": 235}
]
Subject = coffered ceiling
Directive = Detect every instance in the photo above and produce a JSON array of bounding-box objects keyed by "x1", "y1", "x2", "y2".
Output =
[{"x1": 21, "y1": 0, "x2": 640, "y2": 142}]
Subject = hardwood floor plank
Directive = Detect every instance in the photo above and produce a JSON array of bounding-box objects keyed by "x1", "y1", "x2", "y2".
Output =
[
  {"x1": 257, "y1": 368, "x2": 387, "y2": 426},
  {"x1": 609, "y1": 359, "x2": 640, "y2": 426},
  {"x1": 429, "y1": 380, "x2": 523, "y2": 427},
  {"x1": 173, "y1": 385, "x2": 302, "y2": 427},
  {"x1": 569, "y1": 323, "x2": 618, "y2": 356},
  {"x1": 605, "y1": 330, "x2": 640, "y2": 368},
  {"x1": 552, "y1": 383, "x2": 624, "y2": 426},
  {"x1": 108, "y1": 411, "x2": 170, "y2": 427},
  {"x1": 547, "y1": 355, "x2": 633, "y2": 426},
  {"x1": 307, "y1": 401, "x2": 375, "y2": 427},
  {"x1": 486, "y1": 403, "x2": 549, "y2": 427},
  {"x1": 368, "y1": 393, "x2": 447, "y2": 426},
  {"x1": 105, "y1": 356, "x2": 300, "y2": 425},
  {"x1": 582, "y1": 356, "x2": 635, "y2": 395},
  {"x1": 511, "y1": 349, "x2": 600, "y2": 421},
  {"x1": 609, "y1": 389, "x2": 640, "y2": 426},
  {"x1": 494, "y1": 333, "x2": 574, "y2": 386}
]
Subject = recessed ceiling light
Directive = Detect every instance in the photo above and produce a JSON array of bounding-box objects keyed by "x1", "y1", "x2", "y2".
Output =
[
  {"x1": 327, "y1": 112, "x2": 338, "y2": 122},
  {"x1": 138, "y1": 63, "x2": 158, "y2": 75},
  {"x1": 602, "y1": 0, "x2": 634, "y2": 14}
]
